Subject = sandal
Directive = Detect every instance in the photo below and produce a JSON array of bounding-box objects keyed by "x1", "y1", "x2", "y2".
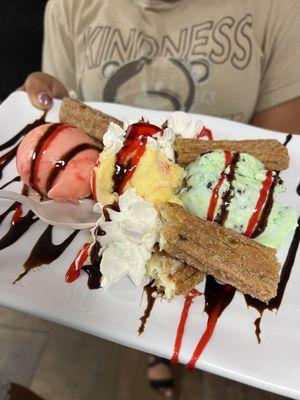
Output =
[{"x1": 147, "y1": 356, "x2": 176, "y2": 399}]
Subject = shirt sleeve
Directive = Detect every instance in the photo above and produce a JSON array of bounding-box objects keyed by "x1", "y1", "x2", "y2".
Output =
[
  {"x1": 42, "y1": 0, "x2": 77, "y2": 92},
  {"x1": 255, "y1": 0, "x2": 300, "y2": 113}
]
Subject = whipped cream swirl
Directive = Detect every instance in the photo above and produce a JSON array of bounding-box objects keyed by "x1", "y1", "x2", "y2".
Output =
[
  {"x1": 146, "y1": 127, "x2": 176, "y2": 160},
  {"x1": 103, "y1": 122, "x2": 127, "y2": 154},
  {"x1": 167, "y1": 111, "x2": 204, "y2": 138},
  {"x1": 93, "y1": 189, "x2": 160, "y2": 288}
]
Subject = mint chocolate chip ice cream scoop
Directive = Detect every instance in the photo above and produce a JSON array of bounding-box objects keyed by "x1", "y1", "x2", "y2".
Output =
[{"x1": 179, "y1": 151, "x2": 297, "y2": 248}]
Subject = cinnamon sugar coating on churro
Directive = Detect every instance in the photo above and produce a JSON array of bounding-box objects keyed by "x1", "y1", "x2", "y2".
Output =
[
  {"x1": 59, "y1": 98, "x2": 122, "y2": 143},
  {"x1": 175, "y1": 138, "x2": 289, "y2": 170},
  {"x1": 158, "y1": 203, "x2": 280, "y2": 302}
]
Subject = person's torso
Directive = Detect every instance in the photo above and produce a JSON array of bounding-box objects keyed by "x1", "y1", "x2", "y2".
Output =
[{"x1": 71, "y1": 0, "x2": 270, "y2": 122}]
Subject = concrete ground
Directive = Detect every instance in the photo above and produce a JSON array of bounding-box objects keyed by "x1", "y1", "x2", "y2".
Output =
[{"x1": 0, "y1": 305, "x2": 290, "y2": 400}]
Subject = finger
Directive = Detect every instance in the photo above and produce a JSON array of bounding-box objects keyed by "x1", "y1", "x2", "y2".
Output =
[
  {"x1": 25, "y1": 72, "x2": 69, "y2": 110},
  {"x1": 50, "y1": 79, "x2": 68, "y2": 100},
  {"x1": 17, "y1": 85, "x2": 26, "y2": 91},
  {"x1": 25, "y1": 72, "x2": 54, "y2": 110}
]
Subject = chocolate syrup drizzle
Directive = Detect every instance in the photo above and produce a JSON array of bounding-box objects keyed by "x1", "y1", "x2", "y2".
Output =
[
  {"x1": 201, "y1": 134, "x2": 298, "y2": 346},
  {"x1": 0, "y1": 202, "x2": 19, "y2": 225},
  {"x1": 82, "y1": 241, "x2": 102, "y2": 289},
  {"x1": 0, "y1": 118, "x2": 46, "y2": 253},
  {"x1": 204, "y1": 276, "x2": 236, "y2": 320},
  {"x1": 0, "y1": 117, "x2": 298, "y2": 349},
  {"x1": 0, "y1": 176, "x2": 21, "y2": 190},
  {"x1": 0, "y1": 114, "x2": 46, "y2": 180},
  {"x1": 244, "y1": 135, "x2": 300, "y2": 343},
  {"x1": 80, "y1": 203, "x2": 120, "y2": 289},
  {"x1": 199, "y1": 153, "x2": 238, "y2": 337},
  {"x1": 0, "y1": 145, "x2": 20, "y2": 180},
  {"x1": 46, "y1": 143, "x2": 99, "y2": 192},
  {"x1": 112, "y1": 123, "x2": 162, "y2": 194},
  {"x1": 283, "y1": 134, "x2": 292, "y2": 147},
  {"x1": 29, "y1": 123, "x2": 61, "y2": 190},
  {"x1": 0, "y1": 210, "x2": 39, "y2": 251},
  {"x1": 0, "y1": 113, "x2": 46, "y2": 152},
  {"x1": 0, "y1": 116, "x2": 84, "y2": 284},
  {"x1": 251, "y1": 175, "x2": 278, "y2": 238},
  {"x1": 245, "y1": 213, "x2": 300, "y2": 342},
  {"x1": 216, "y1": 153, "x2": 240, "y2": 226},
  {"x1": 14, "y1": 225, "x2": 79, "y2": 283},
  {"x1": 244, "y1": 136, "x2": 299, "y2": 343},
  {"x1": 138, "y1": 281, "x2": 158, "y2": 335}
]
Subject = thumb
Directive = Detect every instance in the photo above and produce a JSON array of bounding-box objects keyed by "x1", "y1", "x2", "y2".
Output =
[{"x1": 24, "y1": 72, "x2": 68, "y2": 110}]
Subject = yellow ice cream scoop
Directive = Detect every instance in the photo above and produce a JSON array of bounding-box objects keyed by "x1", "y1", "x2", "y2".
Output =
[{"x1": 92, "y1": 146, "x2": 184, "y2": 205}]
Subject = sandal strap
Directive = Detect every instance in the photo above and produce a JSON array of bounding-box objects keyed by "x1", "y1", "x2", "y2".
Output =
[
  {"x1": 148, "y1": 356, "x2": 170, "y2": 368},
  {"x1": 149, "y1": 378, "x2": 174, "y2": 390}
]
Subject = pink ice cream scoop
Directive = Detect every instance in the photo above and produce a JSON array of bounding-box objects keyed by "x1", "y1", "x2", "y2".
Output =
[{"x1": 16, "y1": 123, "x2": 100, "y2": 203}]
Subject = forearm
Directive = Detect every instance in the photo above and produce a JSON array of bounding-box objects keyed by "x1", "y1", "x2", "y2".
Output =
[{"x1": 250, "y1": 97, "x2": 300, "y2": 134}]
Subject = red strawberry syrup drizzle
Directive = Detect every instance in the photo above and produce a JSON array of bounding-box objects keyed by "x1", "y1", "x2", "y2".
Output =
[
  {"x1": 207, "y1": 151, "x2": 232, "y2": 221},
  {"x1": 92, "y1": 122, "x2": 163, "y2": 202},
  {"x1": 65, "y1": 243, "x2": 91, "y2": 283},
  {"x1": 113, "y1": 123, "x2": 163, "y2": 195},
  {"x1": 186, "y1": 284, "x2": 233, "y2": 370},
  {"x1": 244, "y1": 170, "x2": 273, "y2": 237},
  {"x1": 196, "y1": 127, "x2": 213, "y2": 141},
  {"x1": 171, "y1": 289, "x2": 203, "y2": 364},
  {"x1": 11, "y1": 185, "x2": 28, "y2": 223},
  {"x1": 173, "y1": 147, "x2": 275, "y2": 369}
]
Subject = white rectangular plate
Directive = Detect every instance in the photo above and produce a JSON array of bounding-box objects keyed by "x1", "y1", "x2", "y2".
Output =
[{"x1": 0, "y1": 92, "x2": 299, "y2": 398}]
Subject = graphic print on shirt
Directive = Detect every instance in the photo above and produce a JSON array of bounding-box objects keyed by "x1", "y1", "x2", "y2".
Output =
[{"x1": 84, "y1": 14, "x2": 252, "y2": 113}]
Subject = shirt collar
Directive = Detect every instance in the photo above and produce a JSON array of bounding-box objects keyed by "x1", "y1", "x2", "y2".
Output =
[{"x1": 133, "y1": 0, "x2": 182, "y2": 11}]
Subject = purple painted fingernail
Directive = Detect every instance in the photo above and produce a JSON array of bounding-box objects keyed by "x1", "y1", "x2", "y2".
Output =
[
  {"x1": 164, "y1": 389, "x2": 174, "y2": 398},
  {"x1": 38, "y1": 92, "x2": 53, "y2": 107}
]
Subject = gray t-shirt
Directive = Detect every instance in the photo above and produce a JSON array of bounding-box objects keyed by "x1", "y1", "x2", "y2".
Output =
[
  {"x1": 0, "y1": 372, "x2": 9, "y2": 400},
  {"x1": 43, "y1": 0, "x2": 300, "y2": 123}
]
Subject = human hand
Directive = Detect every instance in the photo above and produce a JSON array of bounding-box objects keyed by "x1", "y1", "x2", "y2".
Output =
[{"x1": 19, "y1": 72, "x2": 68, "y2": 110}]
